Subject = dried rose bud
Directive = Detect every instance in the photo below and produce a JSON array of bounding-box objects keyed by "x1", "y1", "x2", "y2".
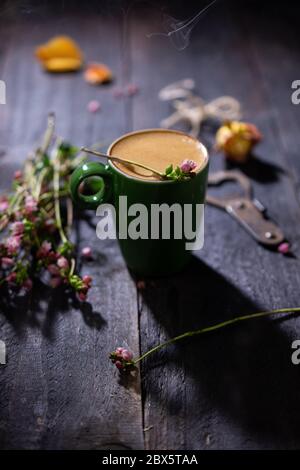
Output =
[{"x1": 216, "y1": 120, "x2": 262, "y2": 163}]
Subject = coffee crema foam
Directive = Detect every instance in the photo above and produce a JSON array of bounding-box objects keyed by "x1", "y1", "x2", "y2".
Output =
[{"x1": 109, "y1": 129, "x2": 207, "y2": 181}]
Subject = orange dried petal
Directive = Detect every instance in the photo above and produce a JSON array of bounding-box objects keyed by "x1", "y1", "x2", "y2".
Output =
[
  {"x1": 35, "y1": 36, "x2": 83, "y2": 63},
  {"x1": 43, "y1": 57, "x2": 82, "y2": 72},
  {"x1": 84, "y1": 63, "x2": 113, "y2": 84}
]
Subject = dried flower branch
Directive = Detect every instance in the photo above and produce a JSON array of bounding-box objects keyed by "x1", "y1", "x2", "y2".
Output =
[
  {"x1": 0, "y1": 114, "x2": 92, "y2": 300},
  {"x1": 110, "y1": 307, "x2": 300, "y2": 372}
]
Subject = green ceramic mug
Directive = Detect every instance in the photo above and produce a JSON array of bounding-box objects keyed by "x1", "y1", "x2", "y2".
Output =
[{"x1": 70, "y1": 129, "x2": 209, "y2": 276}]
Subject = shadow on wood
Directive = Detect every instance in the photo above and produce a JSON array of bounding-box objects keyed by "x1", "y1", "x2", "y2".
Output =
[
  {"x1": 136, "y1": 256, "x2": 300, "y2": 448},
  {"x1": 0, "y1": 281, "x2": 106, "y2": 339}
]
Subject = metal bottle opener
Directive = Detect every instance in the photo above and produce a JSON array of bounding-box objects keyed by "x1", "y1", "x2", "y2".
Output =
[{"x1": 206, "y1": 170, "x2": 285, "y2": 247}]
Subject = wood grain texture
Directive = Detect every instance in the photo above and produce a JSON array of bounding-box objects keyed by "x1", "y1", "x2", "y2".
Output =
[{"x1": 0, "y1": 12, "x2": 143, "y2": 450}]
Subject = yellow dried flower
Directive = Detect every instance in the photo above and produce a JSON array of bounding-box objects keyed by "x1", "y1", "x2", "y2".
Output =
[
  {"x1": 216, "y1": 120, "x2": 262, "y2": 163},
  {"x1": 35, "y1": 36, "x2": 83, "y2": 72},
  {"x1": 42, "y1": 57, "x2": 82, "y2": 73}
]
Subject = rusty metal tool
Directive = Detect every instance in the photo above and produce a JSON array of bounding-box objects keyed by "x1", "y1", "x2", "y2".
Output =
[{"x1": 206, "y1": 170, "x2": 285, "y2": 247}]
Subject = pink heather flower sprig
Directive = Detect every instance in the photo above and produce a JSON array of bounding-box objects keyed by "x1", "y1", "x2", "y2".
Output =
[
  {"x1": 110, "y1": 307, "x2": 300, "y2": 373},
  {"x1": 0, "y1": 113, "x2": 93, "y2": 301},
  {"x1": 164, "y1": 159, "x2": 197, "y2": 181}
]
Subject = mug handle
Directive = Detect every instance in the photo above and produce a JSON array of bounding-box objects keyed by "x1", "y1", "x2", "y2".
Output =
[{"x1": 70, "y1": 161, "x2": 113, "y2": 210}]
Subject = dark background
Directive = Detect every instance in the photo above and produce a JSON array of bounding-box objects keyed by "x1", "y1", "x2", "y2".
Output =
[{"x1": 1, "y1": 0, "x2": 300, "y2": 450}]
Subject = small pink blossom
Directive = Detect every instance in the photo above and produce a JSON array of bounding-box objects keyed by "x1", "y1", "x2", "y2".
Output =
[
  {"x1": 6, "y1": 236, "x2": 21, "y2": 255},
  {"x1": 87, "y1": 100, "x2": 101, "y2": 113},
  {"x1": 24, "y1": 195, "x2": 38, "y2": 214},
  {"x1": 0, "y1": 199, "x2": 8, "y2": 212},
  {"x1": 47, "y1": 264, "x2": 60, "y2": 276},
  {"x1": 11, "y1": 221, "x2": 24, "y2": 236},
  {"x1": 37, "y1": 240, "x2": 52, "y2": 258},
  {"x1": 278, "y1": 242, "x2": 290, "y2": 254},
  {"x1": 14, "y1": 170, "x2": 22, "y2": 180},
  {"x1": 82, "y1": 275, "x2": 92, "y2": 286},
  {"x1": 81, "y1": 246, "x2": 92, "y2": 259},
  {"x1": 6, "y1": 272, "x2": 17, "y2": 284},
  {"x1": 180, "y1": 159, "x2": 197, "y2": 174},
  {"x1": 121, "y1": 349, "x2": 133, "y2": 361},
  {"x1": 126, "y1": 83, "x2": 139, "y2": 96},
  {"x1": 57, "y1": 256, "x2": 69, "y2": 269},
  {"x1": 50, "y1": 276, "x2": 62, "y2": 288},
  {"x1": 109, "y1": 346, "x2": 134, "y2": 371},
  {"x1": 1, "y1": 257, "x2": 14, "y2": 268}
]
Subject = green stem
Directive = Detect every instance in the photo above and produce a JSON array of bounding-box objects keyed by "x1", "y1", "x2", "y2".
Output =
[
  {"x1": 40, "y1": 189, "x2": 69, "y2": 201},
  {"x1": 34, "y1": 167, "x2": 49, "y2": 200},
  {"x1": 81, "y1": 147, "x2": 165, "y2": 179},
  {"x1": 69, "y1": 258, "x2": 75, "y2": 277},
  {"x1": 53, "y1": 159, "x2": 67, "y2": 245},
  {"x1": 133, "y1": 307, "x2": 300, "y2": 365},
  {"x1": 37, "y1": 112, "x2": 55, "y2": 158}
]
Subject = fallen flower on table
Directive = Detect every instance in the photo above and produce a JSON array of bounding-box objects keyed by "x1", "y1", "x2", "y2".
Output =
[
  {"x1": 216, "y1": 120, "x2": 262, "y2": 163},
  {"x1": 109, "y1": 347, "x2": 134, "y2": 371},
  {"x1": 81, "y1": 246, "x2": 93, "y2": 260},
  {"x1": 112, "y1": 84, "x2": 139, "y2": 99},
  {"x1": 110, "y1": 307, "x2": 300, "y2": 372},
  {"x1": 87, "y1": 100, "x2": 101, "y2": 113},
  {"x1": 84, "y1": 62, "x2": 113, "y2": 85},
  {"x1": 0, "y1": 113, "x2": 92, "y2": 300},
  {"x1": 125, "y1": 83, "x2": 139, "y2": 96},
  {"x1": 35, "y1": 36, "x2": 83, "y2": 72}
]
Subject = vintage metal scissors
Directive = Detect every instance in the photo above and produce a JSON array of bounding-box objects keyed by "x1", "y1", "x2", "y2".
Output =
[{"x1": 206, "y1": 170, "x2": 286, "y2": 248}]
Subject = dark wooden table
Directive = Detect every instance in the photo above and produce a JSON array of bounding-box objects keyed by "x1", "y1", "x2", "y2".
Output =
[{"x1": 1, "y1": 0, "x2": 300, "y2": 450}]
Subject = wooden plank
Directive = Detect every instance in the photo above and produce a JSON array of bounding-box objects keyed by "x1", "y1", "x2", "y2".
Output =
[
  {"x1": 0, "y1": 14, "x2": 144, "y2": 449},
  {"x1": 131, "y1": 3, "x2": 300, "y2": 449}
]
